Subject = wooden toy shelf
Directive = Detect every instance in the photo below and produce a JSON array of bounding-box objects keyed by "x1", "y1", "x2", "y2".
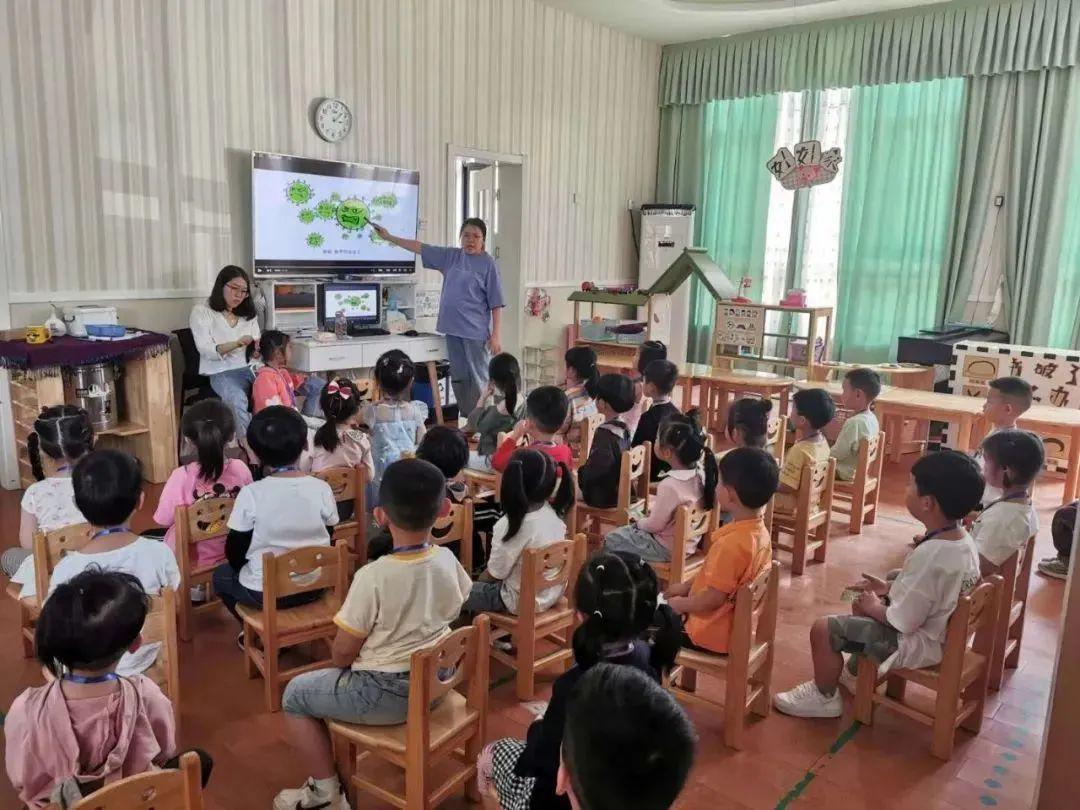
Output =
[{"x1": 711, "y1": 302, "x2": 833, "y2": 378}]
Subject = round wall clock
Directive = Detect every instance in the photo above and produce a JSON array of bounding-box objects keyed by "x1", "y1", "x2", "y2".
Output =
[{"x1": 314, "y1": 97, "x2": 353, "y2": 143}]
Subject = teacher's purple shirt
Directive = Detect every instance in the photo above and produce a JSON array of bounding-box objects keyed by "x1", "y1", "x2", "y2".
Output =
[{"x1": 421, "y1": 245, "x2": 505, "y2": 341}]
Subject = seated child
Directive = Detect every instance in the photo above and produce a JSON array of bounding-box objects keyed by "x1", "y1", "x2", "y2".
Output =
[
  {"x1": 5, "y1": 406, "x2": 94, "y2": 590},
  {"x1": 491, "y1": 385, "x2": 575, "y2": 472},
  {"x1": 44, "y1": 450, "x2": 180, "y2": 678},
  {"x1": 368, "y1": 425, "x2": 470, "y2": 561},
  {"x1": 464, "y1": 448, "x2": 575, "y2": 615},
  {"x1": 972, "y1": 429, "x2": 1042, "y2": 576},
  {"x1": 668, "y1": 447, "x2": 778, "y2": 653},
  {"x1": 363, "y1": 350, "x2": 428, "y2": 488},
  {"x1": 306, "y1": 377, "x2": 374, "y2": 478},
  {"x1": 466, "y1": 352, "x2": 521, "y2": 471},
  {"x1": 274, "y1": 459, "x2": 472, "y2": 810},
  {"x1": 774, "y1": 450, "x2": 983, "y2": 718},
  {"x1": 723, "y1": 397, "x2": 772, "y2": 452},
  {"x1": 979, "y1": 376, "x2": 1033, "y2": 503},
  {"x1": 774, "y1": 388, "x2": 835, "y2": 514},
  {"x1": 477, "y1": 551, "x2": 681, "y2": 810},
  {"x1": 154, "y1": 399, "x2": 253, "y2": 582},
  {"x1": 578, "y1": 374, "x2": 636, "y2": 508},
  {"x1": 212, "y1": 407, "x2": 338, "y2": 639},
  {"x1": 1039, "y1": 500, "x2": 1077, "y2": 580},
  {"x1": 830, "y1": 368, "x2": 881, "y2": 481},
  {"x1": 560, "y1": 346, "x2": 600, "y2": 447},
  {"x1": 605, "y1": 411, "x2": 718, "y2": 562},
  {"x1": 5, "y1": 570, "x2": 210, "y2": 808},
  {"x1": 633, "y1": 360, "x2": 683, "y2": 481},
  {"x1": 557, "y1": 664, "x2": 696, "y2": 810},
  {"x1": 252, "y1": 330, "x2": 306, "y2": 413},
  {"x1": 623, "y1": 340, "x2": 666, "y2": 436}
]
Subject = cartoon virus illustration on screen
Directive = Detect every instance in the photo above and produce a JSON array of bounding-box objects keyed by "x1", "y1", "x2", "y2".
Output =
[
  {"x1": 315, "y1": 199, "x2": 338, "y2": 221},
  {"x1": 298, "y1": 209, "x2": 315, "y2": 224},
  {"x1": 370, "y1": 192, "x2": 398, "y2": 209},
  {"x1": 336, "y1": 197, "x2": 370, "y2": 235},
  {"x1": 285, "y1": 180, "x2": 313, "y2": 206},
  {"x1": 306, "y1": 232, "x2": 324, "y2": 247}
]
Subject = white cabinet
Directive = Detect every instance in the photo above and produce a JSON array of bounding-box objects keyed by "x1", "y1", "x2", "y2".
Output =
[{"x1": 291, "y1": 334, "x2": 448, "y2": 374}]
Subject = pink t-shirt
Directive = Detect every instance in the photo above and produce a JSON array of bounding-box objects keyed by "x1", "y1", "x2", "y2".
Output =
[
  {"x1": 153, "y1": 459, "x2": 253, "y2": 567},
  {"x1": 305, "y1": 425, "x2": 375, "y2": 478},
  {"x1": 634, "y1": 468, "x2": 705, "y2": 552}
]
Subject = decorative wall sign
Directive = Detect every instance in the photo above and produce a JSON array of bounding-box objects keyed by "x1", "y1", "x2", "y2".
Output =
[
  {"x1": 766, "y1": 140, "x2": 842, "y2": 190},
  {"x1": 716, "y1": 304, "x2": 764, "y2": 356}
]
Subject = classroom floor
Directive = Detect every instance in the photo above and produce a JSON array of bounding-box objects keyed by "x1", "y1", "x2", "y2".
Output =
[{"x1": 0, "y1": 456, "x2": 1064, "y2": 810}]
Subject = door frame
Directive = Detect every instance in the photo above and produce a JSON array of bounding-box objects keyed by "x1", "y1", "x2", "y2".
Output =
[
  {"x1": 0, "y1": 200, "x2": 18, "y2": 489},
  {"x1": 445, "y1": 144, "x2": 527, "y2": 356}
]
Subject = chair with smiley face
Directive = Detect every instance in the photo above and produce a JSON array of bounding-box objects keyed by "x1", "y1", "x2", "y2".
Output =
[
  {"x1": 314, "y1": 465, "x2": 369, "y2": 571},
  {"x1": 175, "y1": 497, "x2": 235, "y2": 642}
]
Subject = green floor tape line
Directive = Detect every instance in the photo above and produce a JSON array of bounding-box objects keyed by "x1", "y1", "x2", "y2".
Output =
[{"x1": 774, "y1": 721, "x2": 861, "y2": 809}]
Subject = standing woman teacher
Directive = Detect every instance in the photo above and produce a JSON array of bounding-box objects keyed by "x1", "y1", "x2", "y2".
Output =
[
  {"x1": 372, "y1": 218, "x2": 504, "y2": 415},
  {"x1": 189, "y1": 266, "x2": 261, "y2": 437}
]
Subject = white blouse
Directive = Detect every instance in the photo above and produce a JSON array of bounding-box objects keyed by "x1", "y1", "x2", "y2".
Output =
[{"x1": 189, "y1": 302, "x2": 261, "y2": 376}]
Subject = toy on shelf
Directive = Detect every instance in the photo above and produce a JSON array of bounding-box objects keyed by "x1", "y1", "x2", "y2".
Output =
[
  {"x1": 732, "y1": 277, "x2": 754, "y2": 304},
  {"x1": 779, "y1": 289, "x2": 808, "y2": 308}
]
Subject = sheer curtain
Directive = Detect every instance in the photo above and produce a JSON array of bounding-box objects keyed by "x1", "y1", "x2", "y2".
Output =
[{"x1": 834, "y1": 78, "x2": 966, "y2": 363}]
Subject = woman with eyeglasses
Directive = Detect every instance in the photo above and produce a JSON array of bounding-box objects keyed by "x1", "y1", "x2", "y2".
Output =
[{"x1": 189, "y1": 266, "x2": 262, "y2": 437}]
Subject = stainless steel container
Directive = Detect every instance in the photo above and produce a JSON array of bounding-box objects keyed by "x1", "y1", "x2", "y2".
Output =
[{"x1": 72, "y1": 363, "x2": 118, "y2": 430}]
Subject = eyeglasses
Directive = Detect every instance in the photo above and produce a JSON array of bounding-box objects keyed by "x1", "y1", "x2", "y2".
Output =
[{"x1": 225, "y1": 283, "x2": 249, "y2": 297}]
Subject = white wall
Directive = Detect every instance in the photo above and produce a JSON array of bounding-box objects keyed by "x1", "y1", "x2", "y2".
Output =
[{"x1": 0, "y1": 0, "x2": 661, "y2": 341}]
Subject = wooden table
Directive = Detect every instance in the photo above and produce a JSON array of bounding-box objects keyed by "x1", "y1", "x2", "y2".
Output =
[
  {"x1": 686, "y1": 364, "x2": 795, "y2": 438},
  {"x1": 872, "y1": 389, "x2": 986, "y2": 461},
  {"x1": 1016, "y1": 405, "x2": 1080, "y2": 505}
]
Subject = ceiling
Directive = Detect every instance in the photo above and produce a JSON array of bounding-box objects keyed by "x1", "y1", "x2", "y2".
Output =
[{"x1": 534, "y1": 0, "x2": 951, "y2": 44}]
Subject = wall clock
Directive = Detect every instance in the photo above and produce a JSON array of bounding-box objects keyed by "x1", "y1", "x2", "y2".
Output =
[{"x1": 314, "y1": 97, "x2": 352, "y2": 143}]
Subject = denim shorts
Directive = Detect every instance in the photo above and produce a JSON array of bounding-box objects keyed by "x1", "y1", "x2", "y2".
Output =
[
  {"x1": 463, "y1": 581, "x2": 507, "y2": 614},
  {"x1": 282, "y1": 666, "x2": 411, "y2": 726},
  {"x1": 603, "y1": 524, "x2": 672, "y2": 563}
]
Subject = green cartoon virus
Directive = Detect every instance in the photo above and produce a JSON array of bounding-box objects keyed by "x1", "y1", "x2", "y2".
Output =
[
  {"x1": 315, "y1": 199, "x2": 337, "y2": 220},
  {"x1": 336, "y1": 197, "x2": 370, "y2": 233},
  {"x1": 306, "y1": 232, "x2": 324, "y2": 247},
  {"x1": 371, "y1": 193, "x2": 398, "y2": 209},
  {"x1": 285, "y1": 180, "x2": 313, "y2": 205},
  {"x1": 298, "y1": 209, "x2": 315, "y2": 224}
]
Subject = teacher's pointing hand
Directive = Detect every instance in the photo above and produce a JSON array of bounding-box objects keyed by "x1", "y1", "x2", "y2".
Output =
[{"x1": 371, "y1": 222, "x2": 389, "y2": 240}]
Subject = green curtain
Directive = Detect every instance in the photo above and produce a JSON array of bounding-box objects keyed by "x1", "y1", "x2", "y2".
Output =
[
  {"x1": 657, "y1": 97, "x2": 779, "y2": 363},
  {"x1": 834, "y1": 78, "x2": 966, "y2": 364},
  {"x1": 1048, "y1": 121, "x2": 1080, "y2": 349}
]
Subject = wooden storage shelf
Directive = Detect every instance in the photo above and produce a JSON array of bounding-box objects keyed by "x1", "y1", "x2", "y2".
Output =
[
  {"x1": 97, "y1": 420, "x2": 150, "y2": 438},
  {"x1": 712, "y1": 302, "x2": 833, "y2": 379}
]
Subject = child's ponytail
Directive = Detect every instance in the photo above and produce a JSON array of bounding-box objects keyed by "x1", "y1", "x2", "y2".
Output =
[
  {"x1": 315, "y1": 377, "x2": 361, "y2": 453},
  {"x1": 550, "y1": 461, "x2": 576, "y2": 519},
  {"x1": 564, "y1": 346, "x2": 600, "y2": 399},
  {"x1": 728, "y1": 397, "x2": 772, "y2": 448},
  {"x1": 489, "y1": 353, "x2": 521, "y2": 417},
  {"x1": 29, "y1": 406, "x2": 95, "y2": 480},
  {"x1": 499, "y1": 449, "x2": 572, "y2": 542},
  {"x1": 500, "y1": 454, "x2": 530, "y2": 541},
  {"x1": 658, "y1": 409, "x2": 717, "y2": 510},
  {"x1": 181, "y1": 399, "x2": 235, "y2": 482}
]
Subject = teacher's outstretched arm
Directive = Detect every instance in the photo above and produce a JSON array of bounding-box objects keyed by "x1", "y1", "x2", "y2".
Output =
[{"x1": 371, "y1": 222, "x2": 421, "y2": 254}]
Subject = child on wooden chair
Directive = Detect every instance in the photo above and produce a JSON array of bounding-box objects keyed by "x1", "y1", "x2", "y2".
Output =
[
  {"x1": 830, "y1": 368, "x2": 881, "y2": 482},
  {"x1": 774, "y1": 388, "x2": 834, "y2": 514},
  {"x1": 5, "y1": 570, "x2": 212, "y2": 808},
  {"x1": 557, "y1": 664, "x2": 695, "y2": 810},
  {"x1": 722, "y1": 397, "x2": 772, "y2": 453},
  {"x1": 972, "y1": 429, "x2": 1042, "y2": 576},
  {"x1": 604, "y1": 411, "x2": 718, "y2": 563},
  {"x1": 633, "y1": 360, "x2": 683, "y2": 481},
  {"x1": 667, "y1": 447, "x2": 777, "y2": 653},
  {"x1": 774, "y1": 451, "x2": 982, "y2": 719},
  {"x1": 467, "y1": 352, "x2": 523, "y2": 471},
  {"x1": 978, "y1": 376, "x2": 1033, "y2": 503},
  {"x1": 363, "y1": 350, "x2": 429, "y2": 492},
  {"x1": 491, "y1": 386, "x2": 575, "y2": 472},
  {"x1": 463, "y1": 448, "x2": 575, "y2": 615},
  {"x1": 624, "y1": 340, "x2": 667, "y2": 436},
  {"x1": 560, "y1": 346, "x2": 600, "y2": 448},
  {"x1": 577, "y1": 374, "x2": 636, "y2": 508},
  {"x1": 274, "y1": 459, "x2": 472, "y2": 810},
  {"x1": 306, "y1": 377, "x2": 374, "y2": 477}
]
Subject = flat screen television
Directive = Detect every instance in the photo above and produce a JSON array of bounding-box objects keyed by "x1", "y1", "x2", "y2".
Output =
[
  {"x1": 316, "y1": 282, "x2": 380, "y2": 331},
  {"x1": 251, "y1": 152, "x2": 420, "y2": 277}
]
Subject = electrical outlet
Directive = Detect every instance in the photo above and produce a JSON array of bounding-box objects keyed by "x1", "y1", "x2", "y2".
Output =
[
  {"x1": 994, "y1": 195, "x2": 1005, "y2": 208},
  {"x1": 627, "y1": 198, "x2": 635, "y2": 211}
]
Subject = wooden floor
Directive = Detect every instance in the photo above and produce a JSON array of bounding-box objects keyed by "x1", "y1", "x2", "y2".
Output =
[{"x1": 0, "y1": 455, "x2": 1063, "y2": 810}]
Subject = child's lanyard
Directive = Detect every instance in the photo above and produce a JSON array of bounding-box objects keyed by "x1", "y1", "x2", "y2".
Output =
[
  {"x1": 276, "y1": 368, "x2": 297, "y2": 408},
  {"x1": 986, "y1": 489, "x2": 1030, "y2": 511},
  {"x1": 920, "y1": 523, "x2": 960, "y2": 544},
  {"x1": 56, "y1": 464, "x2": 72, "y2": 473},
  {"x1": 91, "y1": 526, "x2": 129, "y2": 540},
  {"x1": 64, "y1": 672, "x2": 120, "y2": 685},
  {"x1": 271, "y1": 465, "x2": 299, "y2": 474},
  {"x1": 392, "y1": 542, "x2": 430, "y2": 555}
]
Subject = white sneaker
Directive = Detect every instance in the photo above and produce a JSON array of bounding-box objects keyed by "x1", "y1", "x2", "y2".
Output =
[
  {"x1": 838, "y1": 666, "x2": 858, "y2": 695},
  {"x1": 773, "y1": 680, "x2": 843, "y2": 718},
  {"x1": 190, "y1": 584, "x2": 207, "y2": 603},
  {"x1": 273, "y1": 778, "x2": 351, "y2": 810}
]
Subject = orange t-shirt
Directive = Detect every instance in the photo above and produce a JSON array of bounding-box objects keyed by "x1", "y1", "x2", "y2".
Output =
[{"x1": 684, "y1": 517, "x2": 772, "y2": 653}]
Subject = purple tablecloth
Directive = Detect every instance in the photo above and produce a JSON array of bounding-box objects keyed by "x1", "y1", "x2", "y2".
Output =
[{"x1": 0, "y1": 332, "x2": 170, "y2": 374}]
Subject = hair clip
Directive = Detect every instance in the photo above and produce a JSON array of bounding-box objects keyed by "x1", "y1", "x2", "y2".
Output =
[
  {"x1": 595, "y1": 564, "x2": 605, "y2": 573},
  {"x1": 326, "y1": 382, "x2": 352, "y2": 399},
  {"x1": 593, "y1": 609, "x2": 604, "y2": 619}
]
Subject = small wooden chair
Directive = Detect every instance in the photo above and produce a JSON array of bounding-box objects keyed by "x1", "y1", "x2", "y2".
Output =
[
  {"x1": 485, "y1": 533, "x2": 586, "y2": 700},
  {"x1": 315, "y1": 465, "x2": 368, "y2": 566},
  {"x1": 666, "y1": 561, "x2": 780, "y2": 749},
  {"x1": 832, "y1": 432, "x2": 885, "y2": 535},
  {"x1": 463, "y1": 431, "x2": 525, "y2": 501},
  {"x1": 330, "y1": 616, "x2": 490, "y2": 809},
  {"x1": 236, "y1": 543, "x2": 350, "y2": 711},
  {"x1": 67, "y1": 750, "x2": 204, "y2": 810},
  {"x1": 431, "y1": 499, "x2": 475, "y2": 574},
  {"x1": 648, "y1": 505, "x2": 719, "y2": 589},
  {"x1": 854, "y1": 576, "x2": 1003, "y2": 760},
  {"x1": 766, "y1": 415, "x2": 788, "y2": 467},
  {"x1": 769, "y1": 457, "x2": 836, "y2": 575},
  {"x1": 988, "y1": 535, "x2": 1036, "y2": 691},
  {"x1": 575, "y1": 443, "x2": 652, "y2": 549},
  {"x1": 8, "y1": 523, "x2": 93, "y2": 657},
  {"x1": 175, "y1": 497, "x2": 234, "y2": 642},
  {"x1": 573, "y1": 412, "x2": 604, "y2": 466},
  {"x1": 142, "y1": 588, "x2": 182, "y2": 734}
]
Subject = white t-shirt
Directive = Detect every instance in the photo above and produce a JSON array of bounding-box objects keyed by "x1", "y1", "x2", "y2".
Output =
[
  {"x1": 885, "y1": 533, "x2": 981, "y2": 671},
  {"x1": 972, "y1": 500, "x2": 1039, "y2": 567},
  {"x1": 227, "y1": 476, "x2": 339, "y2": 590},
  {"x1": 487, "y1": 504, "x2": 569, "y2": 615},
  {"x1": 11, "y1": 476, "x2": 86, "y2": 596},
  {"x1": 334, "y1": 545, "x2": 472, "y2": 673},
  {"x1": 189, "y1": 302, "x2": 261, "y2": 377},
  {"x1": 46, "y1": 536, "x2": 181, "y2": 677}
]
